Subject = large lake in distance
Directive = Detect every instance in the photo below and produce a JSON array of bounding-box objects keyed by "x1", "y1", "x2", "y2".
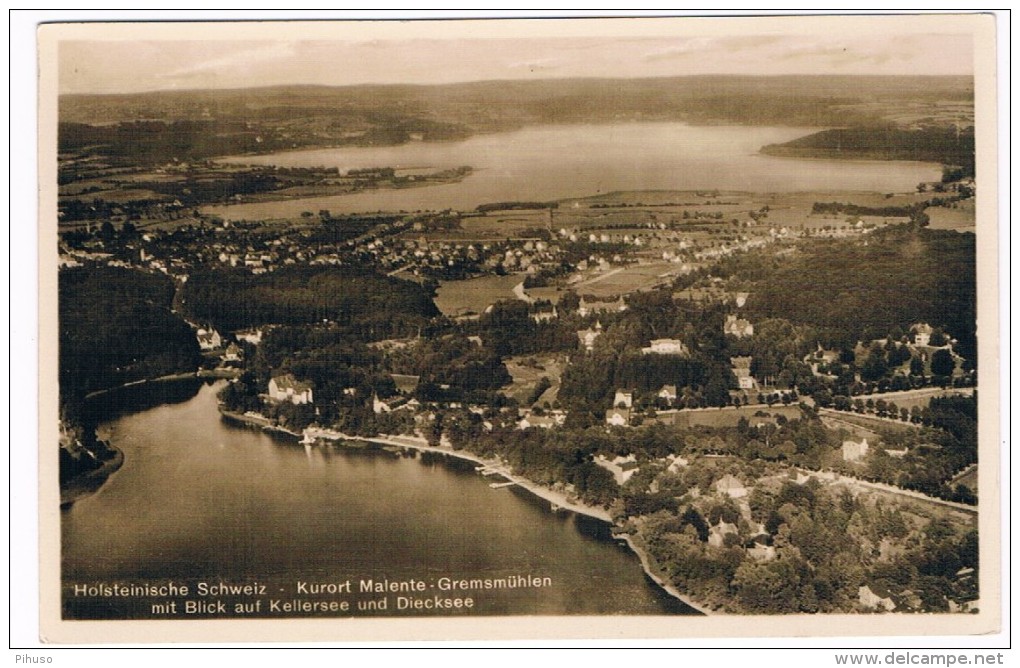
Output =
[
  {"x1": 205, "y1": 122, "x2": 942, "y2": 219},
  {"x1": 62, "y1": 382, "x2": 695, "y2": 618}
]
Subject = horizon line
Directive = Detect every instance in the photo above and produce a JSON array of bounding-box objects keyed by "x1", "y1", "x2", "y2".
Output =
[{"x1": 59, "y1": 72, "x2": 976, "y2": 98}]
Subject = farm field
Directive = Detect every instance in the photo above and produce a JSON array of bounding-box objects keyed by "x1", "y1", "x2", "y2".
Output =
[{"x1": 433, "y1": 273, "x2": 525, "y2": 317}]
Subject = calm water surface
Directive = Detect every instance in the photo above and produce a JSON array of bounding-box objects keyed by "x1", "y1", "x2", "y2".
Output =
[
  {"x1": 62, "y1": 382, "x2": 695, "y2": 618},
  {"x1": 205, "y1": 123, "x2": 942, "y2": 219}
]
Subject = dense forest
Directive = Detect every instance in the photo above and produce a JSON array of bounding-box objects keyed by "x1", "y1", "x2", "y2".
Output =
[
  {"x1": 181, "y1": 265, "x2": 440, "y2": 333},
  {"x1": 59, "y1": 266, "x2": 200, "y2": 403},
  {"x1": 728, "y1": 227, "x2": 976, "y2": 364}
]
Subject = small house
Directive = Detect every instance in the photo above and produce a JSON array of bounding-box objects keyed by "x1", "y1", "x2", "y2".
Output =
[
  {"x1": 576, "y1": 322, "x2": 603, "y2": 352},
  {"x1": 530, "y1": 304, "x2": 558, "y2": 323},
  {"x1": 714, "y1": 474, "x2": 747, "y2": 498},
  {"x1": 911, "y1": 323, "x2": 934, "y2": 347},
  {"x1": 842, "y1": 437, "x2": 870, "y2": 462},
  {"x1": 594, "y1": 454, "x2": 639, "y2": 485},
  {"x1": 605, "y1": 407, "x2": 631, "y2": 427},
  {"x1": 518, "y1": 414, "x2": 558, "y2": 430},
  {"x1": 730, "y1": 356, "x2": 757, "y2": 390},
  {"x1": 372, "y1": 394, "x2": 391, "y2": 414},
  {"x1": 859, "y1": 584, "x2": 896, "y2": 612},
  {"x1": 196, "y1": 328, "x2": 222, "y2": 351},
  {"x1": 724, "y1": 315, "x2": 754, "y2": 338},
  {"x1": 390, "y1": 374, "x2": 421, "y2": 396},
  {"x1": 658, "y1": 384, "x2": 678, "y2": 405},
  {"x1": 235, "y1": 328, "x2": 263, "y2": 345},
  {"x1": 613, "y1": 390, "x2": 633, "y2": 409},
  {"x1": 707, "y1": 520, "x2": 739, "y2": 548},
  {"x1": 747, "y1": 542, "x2": 777, "y2": 562},
  {"x1": 578, "y1": 296, "x2": 627, "y2": 317},
  {"x1": 223, "y1": 342, "x2": 243, "y2": 363},
  {"x1": 641, "y1": 338, "x2": 690, "y2": 356}
]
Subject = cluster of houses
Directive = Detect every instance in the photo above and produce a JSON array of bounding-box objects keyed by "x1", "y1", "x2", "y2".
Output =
[
  {"x1": 724, "y1": 314, "x2": 754, "y2": 338},
  {"x1": 60, "y1": 211, "x2": 571, "y2": 284}
]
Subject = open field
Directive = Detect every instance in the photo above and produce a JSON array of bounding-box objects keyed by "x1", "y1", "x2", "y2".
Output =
[
  {"x1": 926, "y1": 200, "x2": 976, "y2": 231},
  {"x1": 819, "y1": 415, "x2": 881, "y2": 442},
  {"x1": 525, "y1": 285, "x2": 567, "y2": 304},
  {"x1": 433, "y1": 273, "x2": 525, "y2": 316},
  {"x1": 460, "y1": 210, "x2": 551, "y2": 237},
  {"x1": 570, "y1": 261, "x2": 682, "y2": 298}
]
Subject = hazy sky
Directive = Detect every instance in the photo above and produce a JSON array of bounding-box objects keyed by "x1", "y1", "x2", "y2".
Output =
[{"x1": 57, "y1": 24, "x2": 975, "y2": 95}]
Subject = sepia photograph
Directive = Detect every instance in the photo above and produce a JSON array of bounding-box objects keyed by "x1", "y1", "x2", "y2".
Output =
[{"x1": 30, "y1": 12, "x2": 1002, "y2": 646}]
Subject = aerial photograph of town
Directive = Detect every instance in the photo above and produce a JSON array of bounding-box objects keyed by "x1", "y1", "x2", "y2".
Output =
[{"x1": 40, "y1": 14, "x2": 998, "y2": 642}]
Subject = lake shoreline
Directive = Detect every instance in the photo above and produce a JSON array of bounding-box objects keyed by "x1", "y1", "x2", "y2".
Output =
[
  {"x1": 619, "y1": 533, "x2": 716, "y2": 616},
  {"x1": 219, "y1": 408, "x2": 303, "y2": 439},
  {"x1": 295, "y1": 426, "x2": 712, "y2": 615}
]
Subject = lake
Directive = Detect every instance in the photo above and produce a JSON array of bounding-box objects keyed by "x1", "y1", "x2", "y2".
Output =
[
  {"x1": 204, "y1": 122, "x2": 943, "y2": 220},
  {"x1": 61, "y1": 381, "x2": 696, "y2": 619}
]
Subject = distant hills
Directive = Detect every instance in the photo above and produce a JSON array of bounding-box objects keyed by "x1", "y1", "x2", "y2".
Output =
[{"x1": 59, "y1": 75, "x2": 974, "y2": 167}]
